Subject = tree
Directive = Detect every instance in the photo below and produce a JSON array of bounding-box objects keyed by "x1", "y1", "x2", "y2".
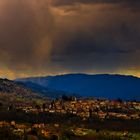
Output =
[
  {"x1": 117, "y1": 98, "x2": 122, "y2": 103},
  {"x1": 0, "y1": 102, "x2": 3, "y2": 109},
  {"x1": 42, "y1": 103, "x2": 46, "y2": 112},
  {"x1": 89, "y1": 108, "x2": 93, "y2": 118},
  {"x1": 35, "y1": 105, "x2": 41, "y2": 111},
  {"x1": 50, "y1": 135, "x2": 58, "y2": 140}
]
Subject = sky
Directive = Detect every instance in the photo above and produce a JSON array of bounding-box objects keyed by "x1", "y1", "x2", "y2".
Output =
[{"x1": 0, "y1": 0, "x2": 140, "y2": 79}]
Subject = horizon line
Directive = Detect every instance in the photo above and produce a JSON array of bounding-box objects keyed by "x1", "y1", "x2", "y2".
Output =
[{"x1": 13, "y1": 72, "x2": 140, "y2": 80}]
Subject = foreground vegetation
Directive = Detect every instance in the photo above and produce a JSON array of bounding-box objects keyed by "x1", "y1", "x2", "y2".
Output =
[
  {"x1": 0, "y1": 108, "x2": 140, "y2": 140},
  {"x1": 0, "y1": 122, "x2": 140, "y2": 140}
]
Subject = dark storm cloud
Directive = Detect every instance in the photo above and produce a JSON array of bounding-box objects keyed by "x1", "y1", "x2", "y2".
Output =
[
  {"x1": 51, "y1": 0, "x2": 140, "y2": 7},
  {"x1": 50, "y1": 1, "x2": 140, "y2": 73},
  {"x1": 0, "y1": 0, "x2": 140, "y2": 78}
]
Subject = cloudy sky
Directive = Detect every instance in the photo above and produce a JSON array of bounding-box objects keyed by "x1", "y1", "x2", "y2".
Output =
[{"x1": 0, "y1": 0, "x2": 140, "y2": 79}]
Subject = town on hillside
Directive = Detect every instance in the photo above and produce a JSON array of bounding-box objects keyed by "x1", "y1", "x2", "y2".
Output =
[{"x1": 0, "y1": 94, "x2": 140, "y2": 140}]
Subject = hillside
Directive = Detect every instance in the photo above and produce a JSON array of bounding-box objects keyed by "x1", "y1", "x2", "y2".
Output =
[
  {"x1": 16, "y1": 81, "x2": 73, "y2": 98},
  {"x1": 0, "y1": 78, "x2": 38, "y2": 98},
  {"x1": 16, "y1": 74, "x2": 140, "y2": 100}
]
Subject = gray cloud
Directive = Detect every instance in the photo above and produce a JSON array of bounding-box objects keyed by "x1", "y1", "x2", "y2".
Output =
[
  {"x1": 51, "y1": 0, "x2": 140, "y2": 7},
  {"x1": 0, "y1": 0, "x2": 140, "y2": 78},
  {"x1": 50, "y1": 2, "x2": 140, "y2": 73}
]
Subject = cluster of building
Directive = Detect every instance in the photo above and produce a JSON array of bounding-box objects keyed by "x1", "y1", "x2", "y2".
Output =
[{"x1": 19, "y1": 98, "x2": 140, "y2": 121}]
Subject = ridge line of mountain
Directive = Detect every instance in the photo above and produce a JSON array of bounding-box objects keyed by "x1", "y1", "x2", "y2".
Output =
[
  {"x1": 15, "y1": 73, "x2": 139, "y2": 81},
  {"x1": 14, "y1": 73, "x2": 140, "y2": 100}
]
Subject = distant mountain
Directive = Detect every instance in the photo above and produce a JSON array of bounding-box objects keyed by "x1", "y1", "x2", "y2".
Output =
[
  {"x1": 0, "y1": 78, "x2": 38, "y2": 98},
  {"x1": 16, "y1": 74, "x2": 140, "y2": 100},
  {"x1": 16, "y1": 81, "x2": 73, "y2": 98}
]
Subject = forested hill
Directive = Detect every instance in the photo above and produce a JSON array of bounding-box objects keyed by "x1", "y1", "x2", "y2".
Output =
[
  {"x1": 0, "y1": 78, "x2": 38, "y2": 98},
  {"x1": 16, "y1": 74, "x2": 140, "y2": 100}
]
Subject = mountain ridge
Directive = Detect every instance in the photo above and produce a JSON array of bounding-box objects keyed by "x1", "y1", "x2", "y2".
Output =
[
  {"x1": 15, "y1": 74, "x2": 140, "y2": 100},
  {"x1": 15, "y1": 73, "x2": 139, "y2": 80}
]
